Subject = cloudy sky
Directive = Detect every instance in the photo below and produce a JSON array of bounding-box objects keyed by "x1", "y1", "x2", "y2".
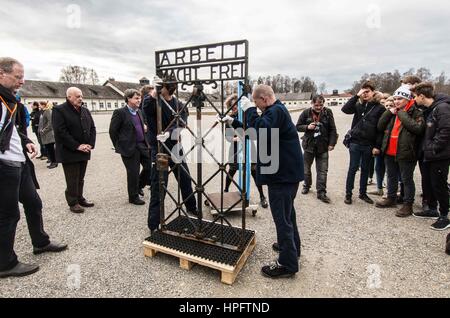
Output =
[{"x1": 1, "y1": 0, "x2": 449, "y2": 91}]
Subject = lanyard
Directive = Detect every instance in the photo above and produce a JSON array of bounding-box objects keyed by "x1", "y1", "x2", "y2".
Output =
[{"x1": 0, "y1": 95, "x2": 18, "y2": 117}]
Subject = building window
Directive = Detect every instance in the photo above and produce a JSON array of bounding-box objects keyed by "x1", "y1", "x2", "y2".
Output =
[
  {"x1": 107, "y1": 102, "x2": 112, "y2": 109},
  {"x1": 114, "y1": 102, "x2": 118, "y2": 109},
  {"x1": 121, "y1": 102, "x2": 125, "y2": 107},
  {"x1": 92, "y1": 102, "x2": 97, "y2": 108},
  {"x1": 99, "y1": 102, "x2": 104, "y2": 109}
]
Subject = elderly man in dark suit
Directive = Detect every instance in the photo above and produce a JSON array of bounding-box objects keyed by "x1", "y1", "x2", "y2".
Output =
[
  {"x1": 53, "y1": 87, "x2": 96, "y2": 213},
  {"x1": 109, "y1": 89, "x2": 151, "y2": 205}
]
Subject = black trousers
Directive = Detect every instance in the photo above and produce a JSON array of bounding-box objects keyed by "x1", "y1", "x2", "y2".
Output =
[
  {"x1": 62, "y1": 161, "x2": 88, "y2": 207},
  {"x1": 148, "y1": 149, "x2": 197, "y2": 231},
  {"x1": 422, "y1": 159, "x2": 449, "y2": 217},
  {"x1": 268, "y1": 183, "x2": 301, "y2": 273},
  {"x1": 121, "y1": 145, "x2": 151, "y2": 200},
  {"x1": 0, "y1": 161, "x2": 50, "y2": 271},
  {"x1": 45, "y1": 143, "x2": 56, "y2": 163},
  {"x1": 224, "y1": 163, "x2": 265, "y2": 199}
]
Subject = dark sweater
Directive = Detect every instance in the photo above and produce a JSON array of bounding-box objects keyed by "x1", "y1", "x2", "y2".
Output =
[{"x1": 233, "y1": 99, "x2": 304, "y2": 186}]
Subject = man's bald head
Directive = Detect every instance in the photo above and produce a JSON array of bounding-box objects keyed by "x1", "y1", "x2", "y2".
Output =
[
  {"x1": 66, "y1": 87, "x2": 83, "y2": 107},
  {"x1": 252, "y1": 84, "x2": 276, "y2": 111}
]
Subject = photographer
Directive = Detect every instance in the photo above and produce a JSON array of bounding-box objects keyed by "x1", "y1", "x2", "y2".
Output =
[{"x1": 296, "y1": 95, "x2": 337, "y2": 203}]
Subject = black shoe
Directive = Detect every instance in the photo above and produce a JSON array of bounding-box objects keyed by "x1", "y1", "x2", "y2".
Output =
[
  {"x1": 47, "y1": 163, "x2": 58, "y2": 169},
  {"x1": 0, "y1": 262, "x2": 39, "y2": 278},
  {"x1": 138, "y1": 189, "x2": 144, "y2": 196},
  {"x1": 272, "y1": 242, "x2": 280, "y2": 252},
  {"x1": 33, "y1": 242, "x2": 68, "y2": 255},
  {"x1": 413, "y1": 209, "x2": 440, "y2": 220},
  {"x1": 261, "y1": 262, "x2": 296, "y2": 279},
  {"x1": 260, "y1": 197, "x2": 268, "y2": 208},
  {"x1": 301, "y1": 187, "x2": 309, "y2": 195},
  {"x1": 344, "y1": 195, "x2": 352, "y2": 205},
  {"x1": 129, "y1": 198, "x2": 145, "y2": 205},
  {"x1": 79, "y1": 199, "x2": 94, "y2": 208},
  {"x1": 318, "y1": 193, "x2": 331, "y2": 204},
  {"x1": 431, "y1": 217, "x2": 450, "y2": 231},
  {"x1": 359, "y1": 194, "x2": 374, "y2": 204}
]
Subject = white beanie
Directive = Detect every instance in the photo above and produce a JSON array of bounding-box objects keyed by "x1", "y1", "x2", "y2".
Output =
[{"x1": 393, "y1": 85, "x2": 412, "y2": 100}]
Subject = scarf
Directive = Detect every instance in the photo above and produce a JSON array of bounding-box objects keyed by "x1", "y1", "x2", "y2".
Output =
[
  {"x1": 386, "y1": 100, "x2": 415, "y2": 157},
  {"x1": 0, "y1": 84, "x2": 18, "y2": 153}
]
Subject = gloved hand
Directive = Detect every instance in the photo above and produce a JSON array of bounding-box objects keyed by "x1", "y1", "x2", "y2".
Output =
[
  {"x1": 157, "y1": 131, "x2": 170, "y2": 142},
  {"x1": 216, "y1": 114, "x2": 234, "y2": 125},
  {"x1": 240, "y1": 96, "x2": 255, "y2": 112}
]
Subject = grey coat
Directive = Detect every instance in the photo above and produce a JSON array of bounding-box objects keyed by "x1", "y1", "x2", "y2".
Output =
[{"x1": 38, "y1": 109, "x2": 55, "y2": 145}]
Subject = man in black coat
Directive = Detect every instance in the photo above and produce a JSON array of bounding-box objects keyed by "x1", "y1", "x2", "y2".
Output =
[
  {"x1": 341, "y1": 81, "x2": 385, "y2": 205},
  {"x1": 296, "y1": 95, "x2": 338, "y2": 203},
  {"x1": 412, "y1": 82, "x2": 450, "y2": 231},
  {"x1": 0, "y1": 57, "x2": 66, "y2": 279},
  {"x1": 53, "y1": 87, "x2": 96, "y2": 213},
  {"x1": 110, "y1": 89, "x2": 151, "y2": 205}
]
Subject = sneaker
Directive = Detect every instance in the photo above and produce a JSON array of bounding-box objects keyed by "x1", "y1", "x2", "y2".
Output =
[
  {"x1": 261, "y1": 261, "x2": 296, "y2": 279},
  {"x1": 431, "y1": 217, "x2": 450, "y2": 231},
  {"x1": 47, "y1": 163, "x2": 58, "y2": 169},
  {"x1": 359, "y1": 194, "x2": 374, "y2": 204},
  {"x1": 344, "y1": 194, "x2": 352, "y2": 205},
  {"x1": 260, "y1": 197, "x2": 268, "y2": 209},
  {"x1": 413, "y1": 209, "x2": 440, "y2": 220},
  {"x1": 317, "y1": 192, "x2": 331, "y2": 203}
]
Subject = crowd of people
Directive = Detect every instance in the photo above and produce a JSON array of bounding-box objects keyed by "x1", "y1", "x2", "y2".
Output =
[{"x1": 1, "y1": 56, "x2": 449, "y2": 281}]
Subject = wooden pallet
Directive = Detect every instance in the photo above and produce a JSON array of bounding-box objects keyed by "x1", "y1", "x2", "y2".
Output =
[{"x1": 143, "y1": 234, "x2": 256, "y2": 285}]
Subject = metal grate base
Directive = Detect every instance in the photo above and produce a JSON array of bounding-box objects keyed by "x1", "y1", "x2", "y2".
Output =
[{"x1": 145, "y1": 216, "x2": 255, "y2": 266}]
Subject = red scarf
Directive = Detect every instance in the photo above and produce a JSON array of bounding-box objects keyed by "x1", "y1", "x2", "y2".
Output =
[{"x1": 386, "y1": 100, "x2": 415, "y2": 156}]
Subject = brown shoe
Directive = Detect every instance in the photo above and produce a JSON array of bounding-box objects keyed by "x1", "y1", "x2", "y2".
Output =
[
  {"x1": 395, "y1": 203, "x2": 413, "y2": 217},
  {"x1": 375, "y1": 197, "x2": 397, "y2": 208},
  {"x1": 70, "y1": 204, "x2": 85, "y2": 213}
]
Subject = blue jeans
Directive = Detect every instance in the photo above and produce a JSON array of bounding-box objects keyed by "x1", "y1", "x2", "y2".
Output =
[
  {"x1": 375, "y1": 155, "x2": 386, "y2": 190},
  {"x1": 345, "y1": 143, "x2": 373, "y2": 196},
  {"x1": 268, "y1": 183, "x2": 300, "y2": 273}
]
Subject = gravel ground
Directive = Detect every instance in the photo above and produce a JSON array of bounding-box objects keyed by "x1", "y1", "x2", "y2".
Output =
[{"x1": 1, "y1": 109, "x2": 449, "y2": 298}]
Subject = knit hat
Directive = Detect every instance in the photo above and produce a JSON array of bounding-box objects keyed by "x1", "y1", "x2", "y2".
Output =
[{"x1": 393, "y1": 85, "x2": 412, "y2": 100}]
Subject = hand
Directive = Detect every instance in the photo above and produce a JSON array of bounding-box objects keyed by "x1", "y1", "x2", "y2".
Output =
[
  {"x1": 157, "y1": 131, "x2": 170, "y2": 143},
  {"x1": 307, "y1": 123, "x2": 317, "y2": 130},
  {"x1": 328, "y1": 145, "x2": 335, "y2": 152},
  {"x1": 240, "y1": 96, "x2": 254, "y2": 112},
  {"x1": 77, "y1": 144, "x2": 91, "y2": 153},
  {"x1": 144, "y1": 124, "x2": 148, "y2": 133},
  {"x1": 216, "y1": 114, "x2": 234, "y2": 125},
  {"x1": 26, "y1": 143, "x2": 37, "y2": 159},
  {"x1": 372, "y1": 148, "x2": 381, "y2": 156},
  {"x1": 357, "y1": 89, "x2": 364, "y2": 97}
]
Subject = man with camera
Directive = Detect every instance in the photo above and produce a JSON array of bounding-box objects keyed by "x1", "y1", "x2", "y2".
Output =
[
  {"x1": 296, "y1": 95, "x2": 337, "y2": 203},
  {"x1": 341, "y1": 81, "x2": 385, "y2": 205}
]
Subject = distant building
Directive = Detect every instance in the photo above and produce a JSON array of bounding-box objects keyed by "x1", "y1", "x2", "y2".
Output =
[
  {"x1": 323, "y1": 90, "x2": 352, "y2": 107},
  {"x1": 277, "y1": 92, "x2": 313, "y2": 107}
]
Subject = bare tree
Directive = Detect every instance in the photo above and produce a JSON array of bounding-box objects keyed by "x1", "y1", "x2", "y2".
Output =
[{"x1": 59, "y1": 65, "x2": 100, "y2": 85}]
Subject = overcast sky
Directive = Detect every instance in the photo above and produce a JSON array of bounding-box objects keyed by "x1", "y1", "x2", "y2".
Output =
[{"x1": 1, "y1": 0, "x2": 449, "y2": 91}]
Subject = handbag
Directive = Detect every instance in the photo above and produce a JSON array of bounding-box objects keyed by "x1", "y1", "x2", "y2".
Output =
[{"x1": 342, "y1": 104, "x2": 376, "y2": 148}]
